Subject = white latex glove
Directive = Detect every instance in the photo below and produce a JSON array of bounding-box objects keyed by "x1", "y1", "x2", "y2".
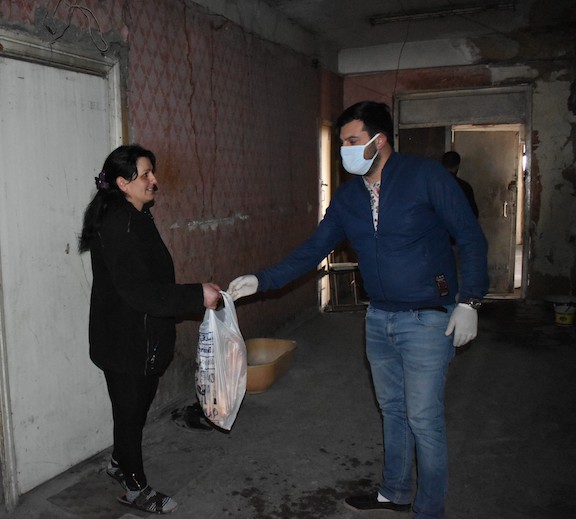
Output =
[
  {"x1": 445, "y1": 304, "x2": 478, "y2": 347},
  {"x1": 226, "y1": 274, "x2": 259, "y2": 301}
]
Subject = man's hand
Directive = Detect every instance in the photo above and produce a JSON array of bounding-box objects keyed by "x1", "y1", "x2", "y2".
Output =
[
  {"x1": 226, "y1": 275, "x2": 258, "y2": 301},
  {"x1": 445, "y1": 304, "x2": 478, "y2": 347}
]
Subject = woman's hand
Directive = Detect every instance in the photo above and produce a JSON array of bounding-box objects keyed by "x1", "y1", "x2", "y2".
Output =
[{"x1": 202, "y1": 283, "x2": 222, "y2": 309}]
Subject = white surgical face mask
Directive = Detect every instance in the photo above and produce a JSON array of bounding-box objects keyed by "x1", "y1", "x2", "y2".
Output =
[{"x1": 340, "y1": 133, "x2": 380, "y2": 175}]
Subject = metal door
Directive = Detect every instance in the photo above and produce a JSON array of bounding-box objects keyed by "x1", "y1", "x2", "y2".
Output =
[{"x1": 454, "y1": 130, "x2": 520, "y2": 294}]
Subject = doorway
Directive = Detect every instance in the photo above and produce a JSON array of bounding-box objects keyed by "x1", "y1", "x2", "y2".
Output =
[
  {"x1": 452, "y1": 125, "x2": 525, "y2": 296},
  {"x1": 0, "y1": 32, "x2": 122, "y2": 510},
  {"x1": 395, "y1": 86, "x2": 532, "y2": 299},
  {"x1": 317, "y1": 122, "x2": 367, "y2": 311},
  {"x1": 318, "y1": 122, "x2": 332, "y2": 308},
  {"x1": 398, "y1": 124, "x2": 525, "y2": 297}
]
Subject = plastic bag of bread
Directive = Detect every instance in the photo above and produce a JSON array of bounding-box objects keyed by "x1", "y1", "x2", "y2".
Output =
[{"x1": 195, "y1": 291, "x2": 247, "y2": 430}]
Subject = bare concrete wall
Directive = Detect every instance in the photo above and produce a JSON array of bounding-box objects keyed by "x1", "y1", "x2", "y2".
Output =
[
  {"x1": 0, "y1": 0, "x2": 342, "y2": 412},
  {"x1": 342, "y1": 2, "x2": 576, "y2": 300}
]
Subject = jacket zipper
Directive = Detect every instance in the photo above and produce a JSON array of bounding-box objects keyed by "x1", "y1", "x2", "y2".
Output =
[{"x1": 143, "y1": 313, "x2": 157, "y2": 375}]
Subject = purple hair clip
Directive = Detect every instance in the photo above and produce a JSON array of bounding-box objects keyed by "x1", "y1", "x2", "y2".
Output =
[{"x1": 95, "y1": 171, "x2": 110, "y2": 190}]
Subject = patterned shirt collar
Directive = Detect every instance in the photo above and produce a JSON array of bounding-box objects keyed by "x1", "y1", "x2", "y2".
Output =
[{"x1": 363, "y1": 178, "x2": 381, "y2": 231}]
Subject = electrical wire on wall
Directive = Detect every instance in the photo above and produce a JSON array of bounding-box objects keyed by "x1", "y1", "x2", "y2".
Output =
[
  {"x1": 390, "y1": 0, "x2": 522, "y2": 99},
  {"x1": 345, "y1": 0, "x2": 412, "y2": 105},
  {"x1": 42, "y1": 0, "x2": 109, "y2": 52},
  {"x1": 439, "y1": 0, "x2": 564, "y2": 66},
  {"x1": 366, "y1": 0, "x2": 529, "y2": 104},
  {"x1": 391, "y1": 0, "x2": 411, "y2": 102}
]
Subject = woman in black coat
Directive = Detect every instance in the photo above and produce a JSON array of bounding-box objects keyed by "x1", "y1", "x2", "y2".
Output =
[{"x1": 79, "y1": 144, "x2": 220, "y2": 514}]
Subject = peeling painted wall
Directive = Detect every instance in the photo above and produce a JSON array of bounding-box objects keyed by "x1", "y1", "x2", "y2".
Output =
[
  {"x1": 530, "y1": 79, "x2": 576, "y2": 295},
  {"x1": 0, "y1": 0, "x2": 342, "y2": 418},
  {"x1": 342, "y1": 2, "x2": 576, "y2": 300}
]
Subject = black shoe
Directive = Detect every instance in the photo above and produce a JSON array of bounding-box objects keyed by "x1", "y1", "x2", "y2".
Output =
[
  {"x1": 171, "y1": 403, "x2": 213, "y2": 432},
  {"x1": 344, "y1": 494, "x2": 411, "y2": 512}
]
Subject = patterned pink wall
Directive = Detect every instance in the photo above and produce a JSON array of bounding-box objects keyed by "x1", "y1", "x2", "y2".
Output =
[
  {"x1": 1, "y1": 0, "x2": 342, "y2": 404},
  {"x1": 124, "y1": 2, "x2": 325, "y2": 339}
]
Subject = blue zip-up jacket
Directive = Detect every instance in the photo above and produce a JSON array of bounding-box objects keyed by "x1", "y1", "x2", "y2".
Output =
[{"x1": 256, "y1": 152, "x2": 488, "y2": 311}]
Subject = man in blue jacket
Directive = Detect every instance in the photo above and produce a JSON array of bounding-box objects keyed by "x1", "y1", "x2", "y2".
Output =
[{"x1": 227, "y1": 101, "x2": 488, "y2": 519}]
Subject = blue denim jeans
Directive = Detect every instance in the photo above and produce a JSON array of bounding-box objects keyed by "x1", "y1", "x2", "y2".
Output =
[{"x1": 365, "y1": 305, "x2": 456, "y2": 519}]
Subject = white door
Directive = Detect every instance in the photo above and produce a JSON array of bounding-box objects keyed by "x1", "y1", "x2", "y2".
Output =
[{"x1": 0, "y1": 55, "x2": 119, "y2": 498}]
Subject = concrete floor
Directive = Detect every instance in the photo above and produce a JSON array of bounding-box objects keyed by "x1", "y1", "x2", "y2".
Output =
[{"x1": 2, "y1": 299, "x2": 575, "y2": 519}]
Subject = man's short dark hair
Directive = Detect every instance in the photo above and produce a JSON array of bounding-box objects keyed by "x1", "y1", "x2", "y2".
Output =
[
  {"x1": 441, "y1": 151, "x2": 461, "y2": 169},
  {"x1": 336, "y1": 101, "x2": 394, "y2": 142}
]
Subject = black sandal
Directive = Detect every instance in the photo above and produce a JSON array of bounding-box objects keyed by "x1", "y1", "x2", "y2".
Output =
[
  {"x1": 106, "y1": 458, "x2": 127, "y2": 489},
  {"x1": 117, "y1": 485, "x2": 178, "y2": 514}
]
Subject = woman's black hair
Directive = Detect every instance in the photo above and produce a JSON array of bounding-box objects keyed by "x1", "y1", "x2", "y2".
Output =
[
  {"x1": 335, "y1": 101, "x2": 394, "y2": 143},
  {"x1": 78, "y1": 144, "x2": 156, "y2": 252}
]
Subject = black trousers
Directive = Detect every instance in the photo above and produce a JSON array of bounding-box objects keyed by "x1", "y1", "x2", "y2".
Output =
[{"x1": 104, "y1": 369, "x2": 160, "y2": 490}]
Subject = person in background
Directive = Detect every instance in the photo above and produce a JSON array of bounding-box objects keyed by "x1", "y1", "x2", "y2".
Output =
[
  {"x1": 441, "y1": 151, "x2": 479, "y2": 218},
  {"x1": 79, "y1": 144, "x2": 221, "y2": 514},
  {"x1": 227, "y1": 101, "x2": 488, "y2": 519}
]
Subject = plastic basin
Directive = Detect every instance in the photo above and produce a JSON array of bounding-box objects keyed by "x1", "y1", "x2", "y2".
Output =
[{"x1": 246, "y1": 338, "x2": 297, "y2": 394}]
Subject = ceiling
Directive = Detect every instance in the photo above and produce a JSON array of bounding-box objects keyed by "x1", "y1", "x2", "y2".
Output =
[{"x1": 260, "y1": 0, "x2": 533, "y2": 51}]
